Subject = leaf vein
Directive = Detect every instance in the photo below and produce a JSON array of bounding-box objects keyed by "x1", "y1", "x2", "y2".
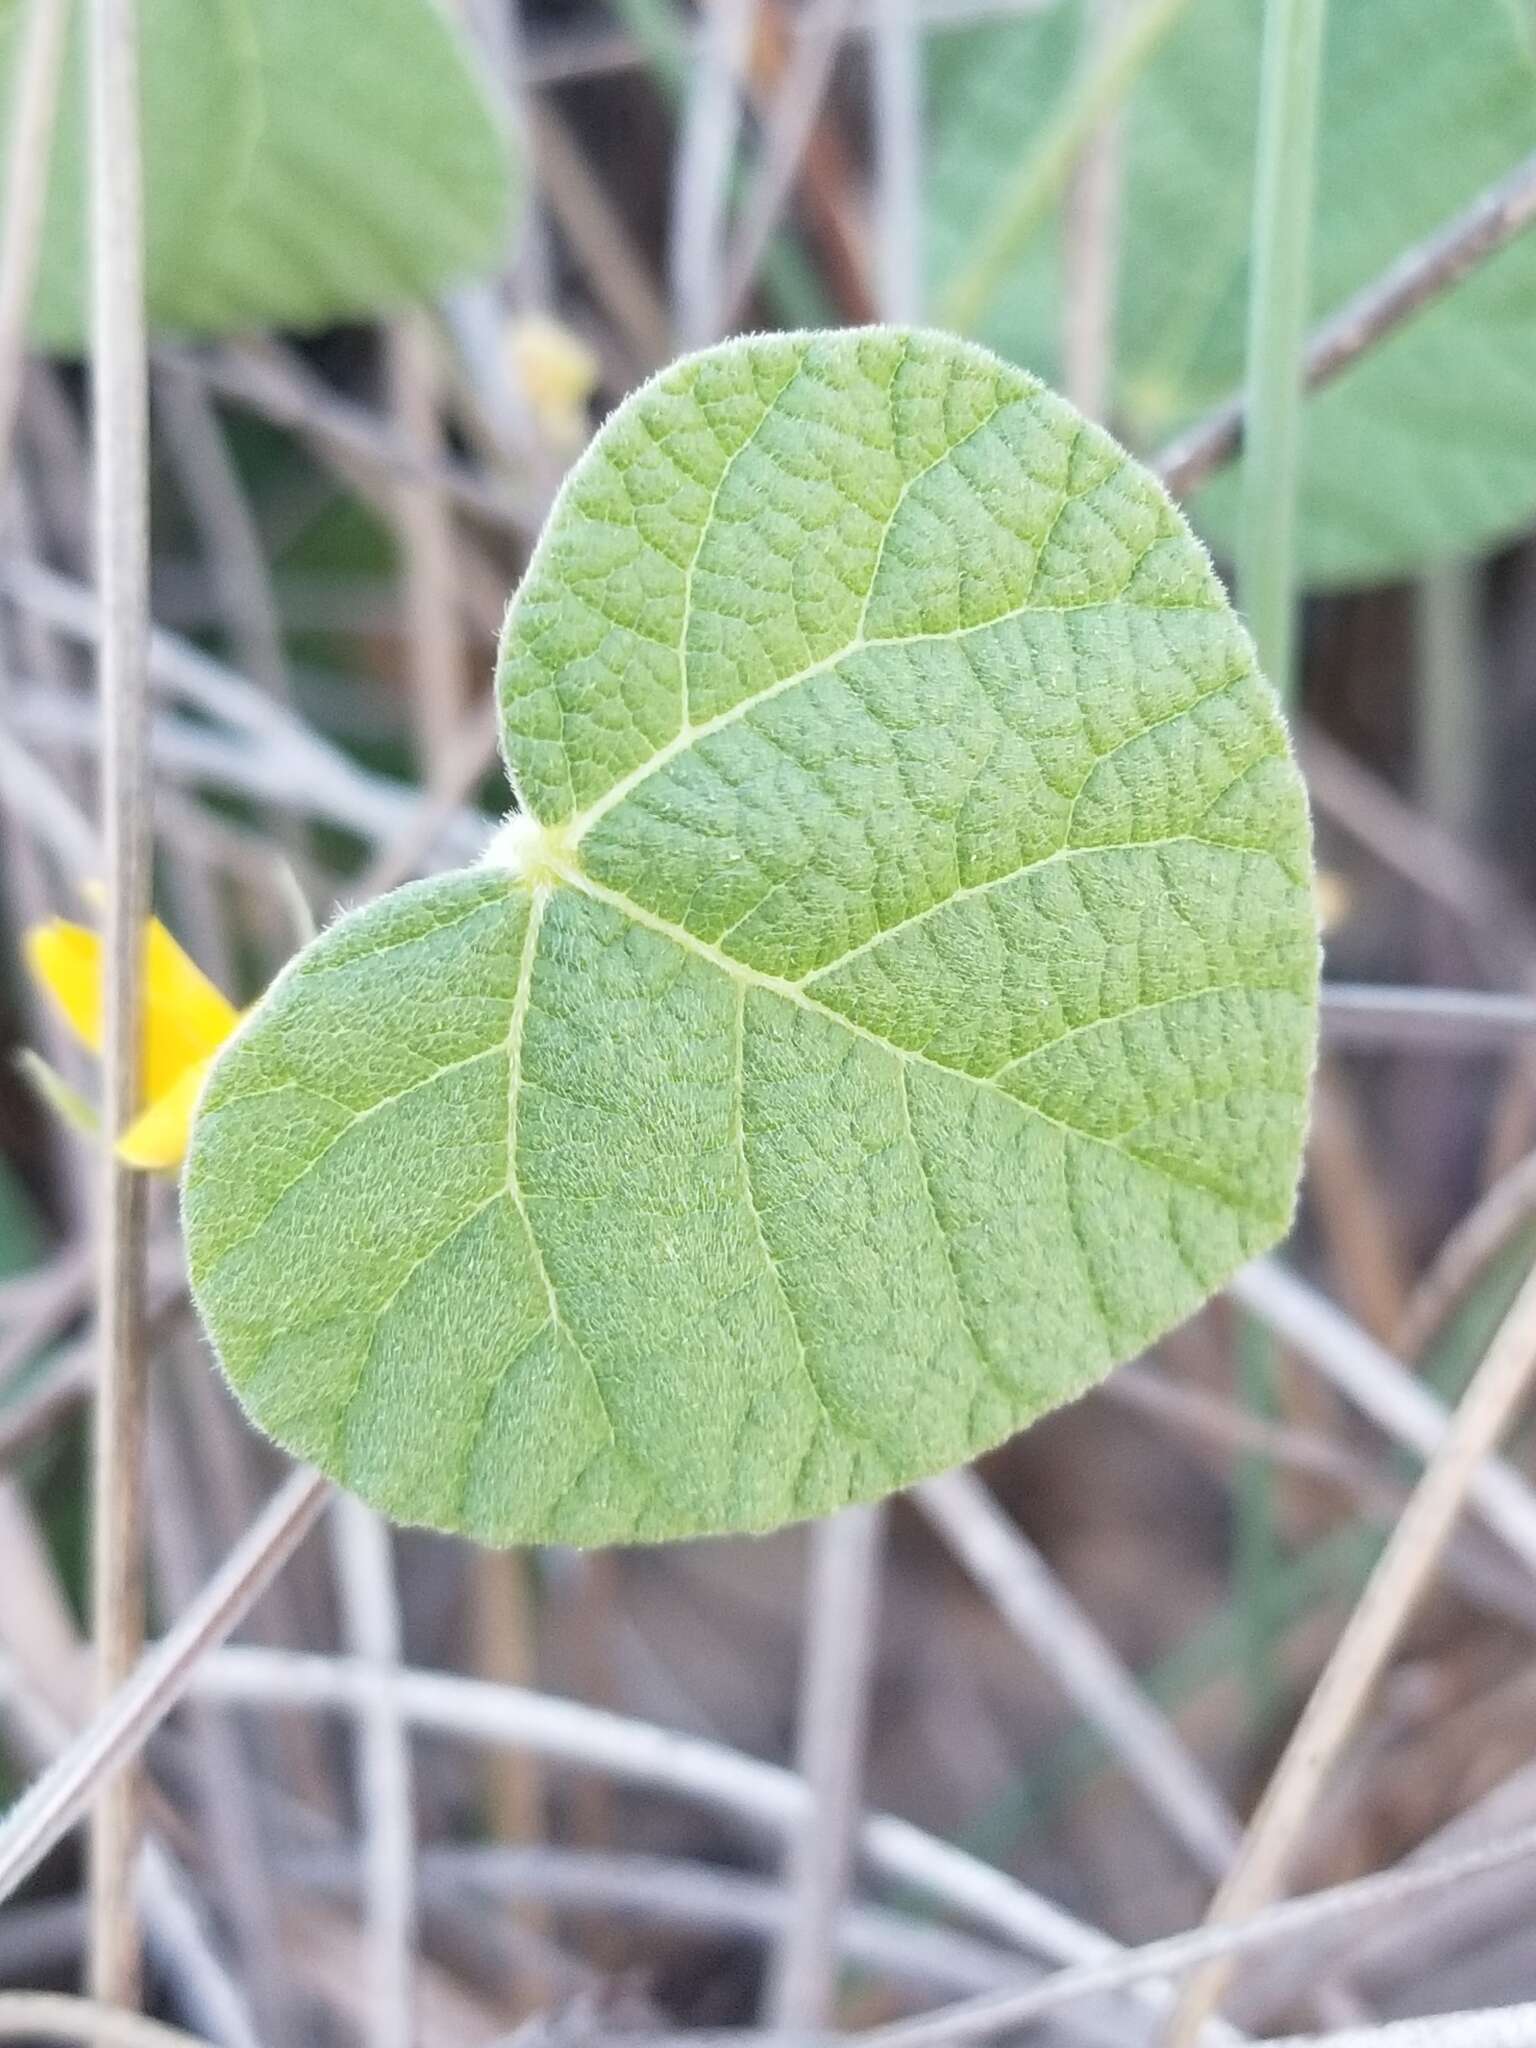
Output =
[{"x1": 567, "y1": 870, "x2": 1273, "y2": 1218}]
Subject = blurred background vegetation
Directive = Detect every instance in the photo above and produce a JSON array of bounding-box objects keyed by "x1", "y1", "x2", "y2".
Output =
[{"x1": 2, "y1": 0, "x2": 1536, "y2": 2041}]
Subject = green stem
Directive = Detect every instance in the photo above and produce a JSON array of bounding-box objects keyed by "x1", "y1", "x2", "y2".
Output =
[
  {"x1": 1239, "y1": 0, "x2": 1328, "y2": 702},
  {"x1": 936, "y1": 0, "x2": 1193, "y2": 336},
  {"x1": 1231, "y1": 0, "x2": 1327, "y2": 1761}
]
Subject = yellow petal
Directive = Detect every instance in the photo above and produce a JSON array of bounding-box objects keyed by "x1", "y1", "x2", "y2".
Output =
[
  {"x1": 115, "y1": 1055, "x2": 214, "y2": 1171},
  {"x1": 23, "y1": 920, "x2": 105, "y2": 1054},
  {"x1": 23, "y1": 912, "x2": 239, "y2": 1103},
  {"x1": 507, "y1": 314, "x2": 599, "y2": 439},
  {"x1": 143, "y1": 919, "x2": 241, "y2": 1083}
]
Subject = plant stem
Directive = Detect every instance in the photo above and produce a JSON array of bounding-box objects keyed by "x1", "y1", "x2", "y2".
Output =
[
  {"x1": 1236, "y1": 0, "x2": 1327, "y2": 703},
  {"x1": 1158, "y1": 146, "x2": 1536, "y2": 499},
  {"x1": 1224, "y1": 0, "x2": 1327, "y2": 1902},
  {"x1": 1165, "y1": 1254, "x2": 1536, "y2": 2045},
  {"x1": 86, "y1": 0, "x2": 152, "y2": 2008}
]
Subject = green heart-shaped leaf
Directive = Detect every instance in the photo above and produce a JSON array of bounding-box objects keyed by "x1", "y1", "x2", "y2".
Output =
[
  {"x1": 928, "y1": 0, "x2": 1536, "y2": 587},
  {"x1": 1, "y1": 0, "x2": 513, "y2": 350},
  {"x1": 184, "y1": 331, "x2": 1318, "y2": 1546}
]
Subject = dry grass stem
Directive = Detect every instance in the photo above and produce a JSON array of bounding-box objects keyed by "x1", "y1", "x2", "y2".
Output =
[
  {"x1": 1164, "y1": 1259, "x2": 1536, "y2": 2045},
  {"x1": 860, "y1": 1820, "x2": 1536, "y2": 2048},
  {"x1": 1396, "y1": 1149, "x2": 1536, "y2": 1358},
  {"x1": 386, "y1": 317, "x2": 465, "y2": 778},
  {"x1": 330, "y1": 1497, "x2": 416, "y2": 2048},
  {"x1": 0, "y1": 1993, "x2": 215, "y2": 2048},
  {"x1": 671, "y1": 0, "x2": 758, "y2": 344},
  {"x1": 1230, "y1": 1259, "x2": 1536, "y2": 1573},
  {"x1": 85, "y1": 0, "x2": 154, "y2": 2001},
  {"x1": 721, "y1": 0, "x2": 858, "y2": 322},
  {"x1": 766, "y1": 1505, "x2": 885, "y2": 2028},
  {"x1": 191, "y1": 1646, "x2": 1144, "y2": 1975},
  {"x1": 0, "y1": 1469, "x2": 331, "y2": 1909},
  {"x1": 917, "y1": 1469, "x2": 1239, "y2": 1878}
]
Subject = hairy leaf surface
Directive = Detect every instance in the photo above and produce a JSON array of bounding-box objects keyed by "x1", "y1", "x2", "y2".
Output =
[
  {"x1": 929, "y1": 0, "x2": 1536, "y2": 587},
  {"x1": 185, "y1": 331, "x2": 1318, "y2": 1545},
  {"x1": 0, "y1": 0, "x2": 513, "y2": 350}
]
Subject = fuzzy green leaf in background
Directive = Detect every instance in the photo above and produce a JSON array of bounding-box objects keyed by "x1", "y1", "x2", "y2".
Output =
[
  {"x1": 0, "y1": 0, "x2": 513, "y2": 348},
  {"x1": 184, "y1": 330, "x2": 1318, "y2": 1547},
  {"x1": 929, "y1": 0, "x2": 1536, "y2": 588}
]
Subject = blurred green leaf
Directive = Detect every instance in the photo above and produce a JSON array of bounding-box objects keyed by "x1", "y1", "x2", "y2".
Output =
[
  {"x1": 1, "y1": 0, "x2": 515, "y2": 348},
  {"x1": 929, "y1": 0, "x2": 1536, "y2": 587}
]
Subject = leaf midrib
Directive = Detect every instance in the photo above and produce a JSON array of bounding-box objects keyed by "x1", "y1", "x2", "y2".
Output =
[
  {"x1": 557, "y1": 561, "x2": 1221, "y2": 850},
  {"x1": 556, "y1": 865, "x2": 1292, "y2": 1214}
]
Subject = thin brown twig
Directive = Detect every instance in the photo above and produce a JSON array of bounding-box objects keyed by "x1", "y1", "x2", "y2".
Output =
[
  {"x1": 169, "y1": 342, "x2": 533, "y2": 534},
  {"x1": 720, "y1": 0, "x2": 859, "y2": 326},
  {"x1": 152, "y1": 364, "x2": 290, "y2": 712},
  {"x1": 0, "y1": 1238, "x2": 90, "y2": 1390},
  {"x1": 859, "y1": 1818, "x2": 1536, "y2": 2048},
  {"x1": 10, "y1": 684, "x2": 490, "y2": 859},
  {"x1": 1164, "y1": 1257, "x2": 1536, "y2": 2045},
  {"x1": 404, "y1": 1843, "x2": 1039, "y2": 2000},
  {"x1": 86, "y1": 0, "x2": 153, "y2": 2003},
  {"x1": 0, "y1": 719, "x2": 98, "y2": 872},
  {"x1": 0, "y1": 1994, "x2": 215, "y2": 2048},
  {"x1": 0, "y1": 1475, "x2": 260, "y2": 2044},
  {"x1": 387, "y1": 316, "x2": 465, "y2": 778},
  {"x1": 1396, "y1": 1150, "x2": 1536, "y2": 1361},
  {"x1": 1307, "y1": 1063, "x2": 1409, "y2": 1340},
  {"x1": 0, "y1": 1467, "x2": 332, "y2": 1910},
  {"x1": 469, "y1": 1549, "x2": 555, "y2": 2014},
  {"x1": 743, "y1": 0, "x2": 875, "y2": 323},
  {"x1": 1230, "y1": 1259, "x2": 1536, "y2": 1574},
  {"x1": 526, "y1": 105, "x2": 671, "y2": 372},
  {"x1": 1104, "y1": 1370, "x2": 1536, "y2": 1631},
  {"x1": 0, "y1": 1350, "x2": 92, "y2": 1464},
  {"x1": 1110, "y1": 1366, "x2": 1400, "y2": 1503},
  {"x1": 144, "y1": 1344, "x2": 292, "y2": 2047},
  {"x1": 1233, "y1": 1753, "x2": 1536, "y2": 2024},
  {"x1": 1157, "y1": 148, "x2": 1536, "y2": 499},
  {"x1": 1320, "y1": 983, "x2": 1536, "y2": 1050}
]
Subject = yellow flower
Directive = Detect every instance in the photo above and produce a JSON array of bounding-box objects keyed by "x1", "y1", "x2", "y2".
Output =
[
  {"x1": 22, "y1": 911, "x2": 240, "y2": 1171},
  {"x1": 506, "y1": 313, "x2": 600, "y2": 448}
]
